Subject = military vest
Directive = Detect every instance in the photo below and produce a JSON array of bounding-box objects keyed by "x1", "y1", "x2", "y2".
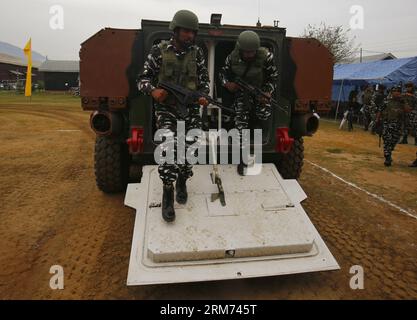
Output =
[
  {"x1": 403, "y1": 93, "x2": 417, "y2": 112},
  {"x1": 363, "y1": 90, "x2": 373, "y2": 105},
  {"x1": 382, "y1": 97, "x2": 405, "y2": 121},
  {"x1": 158, "y1": 41, "x2": 198, "y2": 91},
  {"x1": 230, "y1": 47, "x2": 268, "y2": 87}
]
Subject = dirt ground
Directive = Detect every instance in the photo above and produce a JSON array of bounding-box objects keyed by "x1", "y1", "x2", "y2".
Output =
[{"x1": 0, "y1": 93, "x2": 416, "y2": 299}]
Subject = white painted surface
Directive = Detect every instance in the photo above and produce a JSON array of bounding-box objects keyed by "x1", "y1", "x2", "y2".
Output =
[{"x1": 125, "y1": 164, "x2": 340, "y2": 286}]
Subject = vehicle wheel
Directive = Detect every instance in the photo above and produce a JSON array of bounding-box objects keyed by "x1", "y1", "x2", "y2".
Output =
[
  {"x1": 94, "y1": 136, "x2": 129, "y2": 193},
  {"x1": 275, "y1": 137, "x2": 304, "y2": 179}
]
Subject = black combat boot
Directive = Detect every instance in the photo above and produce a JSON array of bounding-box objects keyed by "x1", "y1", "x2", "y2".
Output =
[
  {"x1": 237, "y1": 163, "x2": 246, "y2": 176},
  {"x1": 175, "y1": 175, "x2": 188, "y2": 204},
  {"x1": 399, "y1": 136, "x2": 408, "y2": 144},
  {"x1": 414, "y1": 137, "x2": 417, "y2": 146},
  {"x1": 384, "y1": 155, "x2": 392, "y2": 167},
  {"x1": 409, "y1": 159, "x2": 417, "y2": 167},
  {"x1": 162, "y1": 184, "x2": 175, "y2": 222}
]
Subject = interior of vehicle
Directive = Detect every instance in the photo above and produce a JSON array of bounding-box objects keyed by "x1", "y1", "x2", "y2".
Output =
[{"x1": 150, "y1": 37, "x2": 275, "y2": 144}]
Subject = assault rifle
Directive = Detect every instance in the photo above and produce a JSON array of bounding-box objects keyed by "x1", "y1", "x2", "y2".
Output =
[
  {"x1": 234, "y1": 78, "x2": 289, "y2": 115},
  {"x1": 158, "y1": 81, "x2": 235, "y2": 118}
]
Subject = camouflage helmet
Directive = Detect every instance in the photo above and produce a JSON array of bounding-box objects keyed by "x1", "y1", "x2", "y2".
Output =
[
  {"x1": 391, "y1": 85, "x2": 402, "y2": 93},
  {"x1": 237, "y1": 31, "x2": 261, "y2": 51},
  {"x1": 169, "y1": 10, "x2": 199, "y2": 32},
  {"x1": 405, "y1": 82, "x2": 415, "y2": 89}
]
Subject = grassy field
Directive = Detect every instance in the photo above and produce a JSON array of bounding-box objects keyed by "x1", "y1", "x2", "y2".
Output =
[{"x1": 0, "y1": 91, "x2": 81, "y2": 106}]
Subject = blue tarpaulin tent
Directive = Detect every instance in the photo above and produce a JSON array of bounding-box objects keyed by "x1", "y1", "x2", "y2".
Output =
[{"x1": 332, "y1": 56, "x2": 417, "y2": 102}]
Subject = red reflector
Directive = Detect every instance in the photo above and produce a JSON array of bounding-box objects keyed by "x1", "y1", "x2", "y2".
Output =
[
  {"x1": 127, "y1": 127, "x2": 144, "y2": 154},
  {"x1": 275, "y1": 127, "x2": 294, "y2": 154}
]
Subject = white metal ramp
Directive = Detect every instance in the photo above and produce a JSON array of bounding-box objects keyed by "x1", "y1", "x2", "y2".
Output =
[{"x1": 125, "y1": 164, "x2": 339, "y2": 286}]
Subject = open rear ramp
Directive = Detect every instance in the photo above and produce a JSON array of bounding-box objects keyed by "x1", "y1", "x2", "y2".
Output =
[{"x1": 125, "y1": 164, "x2": 339, "y2": 286}]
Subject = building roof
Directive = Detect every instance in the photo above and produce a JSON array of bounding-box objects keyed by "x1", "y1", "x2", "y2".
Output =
[
  {"x1": 39, "y1": 60, "x2": 79, "y2": 73},
  {"x1": 340, "y1": 53, "x2": 397, "y2": 64},
  {"x1": 0, "y1": 53, "x2": 42, "y2": 68}
]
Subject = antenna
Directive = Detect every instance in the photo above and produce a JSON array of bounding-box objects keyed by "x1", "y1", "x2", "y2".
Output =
[{"x1": 257, "y1": 0, "x2": 261, "y2": 26}]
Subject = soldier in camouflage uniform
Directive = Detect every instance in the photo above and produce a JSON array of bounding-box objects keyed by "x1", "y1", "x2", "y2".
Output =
[
  {"x1": 219, "y1": 30, "x2": 279, "y2": 175},
  {"x1": 362, "y1": 85, "x2": 374, "y2": 131},
  {"x1": 370, "y1": 84, "x2": 386, "y2": 134},
  {"x1": 137, "y1": 10, "x2": 210, "y2": 222},
  {"x1": 376, "y1": 86, "x2": 407, "y2": 166},
  {"x1": 403, "y1": 82, "x2": 417, "y2": 146}
]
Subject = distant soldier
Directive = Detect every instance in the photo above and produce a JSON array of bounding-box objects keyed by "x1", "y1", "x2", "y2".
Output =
[
  {"x1": 370, "y1": 84, "x2": 386, "y2": 134},
  {"x1": 219, "y1": 30, "x2": 279, "y2": 175},
  {"x1": 362, "y1": 85, "x2": 374, "y2": 131},
  {"x1": 137, "y1": 10, "x2": 210, "y2": 222},
  {"x1": 347, "y1": 88, "x2": 359, "y2": 131},
  {"x1": 403, "y1": 82, "x2": 417, "y2": 146},
  {"x1": 376, "y1": 86, "x2": 407, "y2": 166}
]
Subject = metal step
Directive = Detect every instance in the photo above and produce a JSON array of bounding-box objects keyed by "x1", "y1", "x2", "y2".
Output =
[{"x1": 125, "y1": 164, "x2": 339, "y2": 286}]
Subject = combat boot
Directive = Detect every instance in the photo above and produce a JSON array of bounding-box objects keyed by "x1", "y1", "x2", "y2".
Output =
[
  {"x1": 175, "y1": 175, "x2": 188, "y2": 204},
  {"x1": 399, "y1": 136, "x2": 408, "y2": 144},
  {"x1": 237, "y1": 162, "x2": 247, "y2": 176},
  {"x1": 162, "y1": 184, "x2": 175, "y2": 222},
  {"x1": 409, "y1": 159, "x2": 417, "y2": 167},
  {"x1": 414, "y1": 137, "x2": 417, "y2": 146},
  {"x1": 384, "y1": 155, "x2": 392, "y2": 167}
]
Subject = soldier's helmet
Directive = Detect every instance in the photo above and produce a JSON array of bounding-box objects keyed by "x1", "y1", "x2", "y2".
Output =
[
  {"x1": 391, "y1": 85, "x2": 402, "y2": 93},
  {"x1": 169, "y1": 10, "x2": 199, "y2": 32},
  {"x1": 237, "y1": 31, "x2": 261, "y2": 51},
  {"x1": 405, "y1": 82, "x2": 415, "y2": 89}
]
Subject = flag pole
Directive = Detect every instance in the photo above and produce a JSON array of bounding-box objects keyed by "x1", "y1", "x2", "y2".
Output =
[{"x1": 23, "y1": 38, "x2": 32, "y2": 101}]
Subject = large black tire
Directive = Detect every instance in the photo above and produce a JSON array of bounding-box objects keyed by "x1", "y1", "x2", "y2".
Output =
[
  {"x1": 94, "y1": 136, "x2": 129, "y2": 193},
  {"x1": 275, "y1": 137, "x2": 304, "y2": 179}
]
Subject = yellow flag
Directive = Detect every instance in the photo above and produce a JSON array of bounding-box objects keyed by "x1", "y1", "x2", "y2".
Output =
[{"x1": 23, "y1": 38, "x2": 32, "y2": 97}]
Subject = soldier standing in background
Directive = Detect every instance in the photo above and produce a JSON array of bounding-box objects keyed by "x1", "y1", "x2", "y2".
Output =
[
  {"x1": 137, "y1": 10, "x2": 210, "y2": 222},
  {"x1": 362, "y1": 85, "x2": 374, "y2": 131},
  {"x1": 219, "y1": 30, "x2": 279, "y2": 175},
  {"x1": 403, "y1": 82, "x2": 417, "y2": 146},
  {"x1": 347, "y1": 88, "x2": 359, "y2": 131},
  {"x1": 370, "y1": 84, "x2": 386, "y2": 135},
  {"x1": 376, "y1": 86, "x2": 408, "y2": 167}
]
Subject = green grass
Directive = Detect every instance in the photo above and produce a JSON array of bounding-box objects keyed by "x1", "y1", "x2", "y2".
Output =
[{"x1": 0, "y1": 91, "x2": 80, "y2": 106}]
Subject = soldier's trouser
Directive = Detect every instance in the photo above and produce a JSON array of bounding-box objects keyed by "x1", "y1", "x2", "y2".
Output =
[
  {"x1": 409, "y1": 111, "x2": 417, "y2": 141},
  {"x1": 347, "y1": 109, "x2": 354, "y2": 131},
  {"x1": 154, "y1": 103, "x2": 202, "y2": 185},
  {"x1": 234, "y1": 93, "x2": 272, "y2": 161},
  {"x1": 363, "y1": 105, "x2": 371, "y2": 130},
  {"x1": 402, "y1": 114, "x2": 410, "y2": 138},
  {"x1": 370, "y1": 108, "x2": 378, "y2": 133},
  {"x1": 382, "y1": 120, "x2": 402, "y2": 158}
]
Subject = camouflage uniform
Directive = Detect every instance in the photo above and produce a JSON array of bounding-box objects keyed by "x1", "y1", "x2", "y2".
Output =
[
  {"x1": 219, "y1": 48, "x2": 278, "y2": 136},
  {"x1": 403, "y1": 92, "x2": 417, "y2": 145},
  {"x1": 137, "y1": 38, "x2": 210, "y2": 185},
  {"x1": 378, "y1": 94, "x2": 406, "y2": 161},
  {"x1": 370, "y1": 90, "x2": 386, "y2": 134},
  {"x1": 362, "y1": 88, "x2": 373, "y2": 131}
]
